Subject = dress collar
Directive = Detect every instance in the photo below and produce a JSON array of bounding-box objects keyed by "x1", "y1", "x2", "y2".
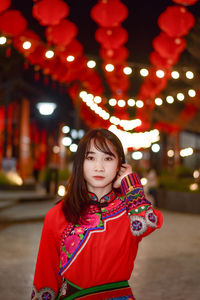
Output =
[{"x1": 88, "y1": 190, "x2": 117, "y2": 205}]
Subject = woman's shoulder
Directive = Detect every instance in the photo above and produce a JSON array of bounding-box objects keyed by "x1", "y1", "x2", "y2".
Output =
[{"x1": 44, "y1": 200, "x2": 68, "y2": 229}]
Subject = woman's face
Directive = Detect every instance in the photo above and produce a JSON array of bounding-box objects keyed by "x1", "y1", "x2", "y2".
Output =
[{"x1": 83, "y1": 139, "x2": 119, "y2": 198}]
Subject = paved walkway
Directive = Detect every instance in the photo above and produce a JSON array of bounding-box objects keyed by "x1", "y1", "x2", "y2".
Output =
[{"x1": 0, "y1": 194, "x2": 200, "y2": 299}]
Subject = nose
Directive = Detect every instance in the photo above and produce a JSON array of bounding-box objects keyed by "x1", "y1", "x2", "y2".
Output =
[{"x1": 94, "y1": 160, "x2": 104, "y2": 171}]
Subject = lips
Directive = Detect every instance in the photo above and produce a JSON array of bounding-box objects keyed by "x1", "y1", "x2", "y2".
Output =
[{"x1": 93, "y1": 176, "x2": 105, "y2": 180}]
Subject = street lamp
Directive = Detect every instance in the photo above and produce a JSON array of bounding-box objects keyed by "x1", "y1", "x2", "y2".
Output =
[{"x1": 36, "y1": 102, "x2": 57, "y2": 116}]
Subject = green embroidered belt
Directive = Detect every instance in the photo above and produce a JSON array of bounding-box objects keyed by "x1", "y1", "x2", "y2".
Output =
[{"x1": 62, "y1": 280, "x2": 130, "y2": 300}]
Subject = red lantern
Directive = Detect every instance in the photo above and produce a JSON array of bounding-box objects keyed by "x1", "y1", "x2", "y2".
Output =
[
  {"x1": 46, "y1": 19, "x2": 77, "y2": 46},
  {"x1": 95, "y1": 26, "x2": 128, "y2": 49},
  {"x1": 172, "y1": 0, "x2": 198, "y2": 5},
  {"x1": 55, "y1": 39, "x2": 83, "y2": 62},
  {"x1": 0, "y1": 10, "x2": 27, "y2": 36},
  {"x1": 32, "y1": 0, "x2": 69, "y2": 26},
  {"x1": 13, "y1": 29, "x2": 40, "y2": 56},
  {"x1": 158, "y1": 5, "x2": 195, "y2": 37},
  {"x1": 0, "y1": 0, "x2": 11, "y2": 13},
  {"x1": 153, "y1": 32, "x2": 186, "y2": 59},
  {"x1": 91, "y1": 0, "x2": 128, "y2": 27},
  {"x1": 100, "y1": 46, "x2": 129, "y2": 64},
  {"x1": 26, "y1": 45, "x2": 46, "y2": 66},
  {"x1": 149, "y1": 51, "x2": 179, "y2": 68}
]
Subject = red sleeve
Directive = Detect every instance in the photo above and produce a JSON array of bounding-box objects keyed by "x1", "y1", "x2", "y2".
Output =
[
  {"x1": 31, "y1": 203, "x2": 65, "y2": 300},
  {"x1": 121, "y1": 173, "x2": 163, "y2": 238}
]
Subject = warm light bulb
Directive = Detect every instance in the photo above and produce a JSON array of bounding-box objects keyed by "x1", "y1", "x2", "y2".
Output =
[
  {"x1": 123, "y1": 67, "x2": 132, "y2": 75},
  {"x1": 167, "y1": 149, "x2": 174, "y2": 157},
  {"x1": 105, "y1": 64, "x2": 114, "y2": 72},
  {"x1": 0, "y1": 36, "x2": 7, "y2": 45},
  {"x1": 109, "y1": 98, "x2": 117, "y2": 106},
  {"x1": 128, "y1": 98, "x2": 136, "y2": 107},
  {"x1": 22, "y1": 41, "x2": 31, "y2": 50},
  {"x1": 87, "y1": 60, "x2": 96, "y2": 68},
  {"x1": 94, "y1": 96, "x2": 102, "y2": 103},
  {"x1": 177, "y1": 93, "x2": 184, "y2": 101},
  {"x1": 45, "y1": 50, "x2": 54, "y2": 59},
  {"x1": 155, "y1": 97, "x2": 163, "y2": 106},
  {"x1": 136, "y1": 100, "x2": 144, "y2": 108},
  {"x1": 186, "y1": 71, "x2": 194, "y2": 79},
  {"x1": 156, "y1": 70, "x2": 165, "y2": 78},
  {"x1": 118, "y1": 99, "x2": 126, "y2": 107},
  {"x1": 166, "y1": 96, "x2": 174, "y2": 104},
  {"x1": 66, "y1": 55, "x2": 75, "y2": 62},
  {"x1": 171, "y1": 71, "x2": 179, "y2": 79},
  {"x1": 188, "y1": 89, "x2": 196, "y2": 97},
  {"x1": 140, "y1": 68, "x2": 149, "y2": 77}
]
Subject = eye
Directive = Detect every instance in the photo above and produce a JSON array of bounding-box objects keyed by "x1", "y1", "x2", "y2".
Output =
[
  {"x1": 105, "y1": 156, "x2": 113, "y2": 161},
  {"x1": 86, "y1": 155, "x2": 94, "y2": 160}
]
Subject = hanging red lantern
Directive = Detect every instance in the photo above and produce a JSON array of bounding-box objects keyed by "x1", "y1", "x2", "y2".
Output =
[
  {"x1": 91, "y1": 0, "x2": 128, "y2": 27},
  {"x1": 55, "y1": 39, "x2": 83, "y2": 62},
  {"x1": 26, "y1": 45, "x2": 46, "y2": 66},
  {"x1": 153, "y1": 32, "x2": 186, "y2": 59},
  {"x1": 0, "y1": 0, "x2": 11, "y2": 13},
  {"x1": 100, "y1": 46, "x2": 129, "y2": 64},
  {"x1": 172, "y1": 0, "x2": 198, "y2": 5},
  {"x1": 0, "y1": 10, "x2": 27, "y2": 36},
  {"x1": 158, "y1": 5, "x2": 195, "y2": 37},
  {"x1": 46, "y1": 19, "x2": 77, "y2": 46},
  {"x1": 95, "y1": 26, "x2": 128, "y2": 49},
  {"x1": 149, "y1": 51, "x2": 179, "y2": 68},
  {"x1": 13, "y1": 29, "x2": 40, "y2": 56},
  {"x1": 32, "y1": 0, "x2": 69, "y2": 26}
]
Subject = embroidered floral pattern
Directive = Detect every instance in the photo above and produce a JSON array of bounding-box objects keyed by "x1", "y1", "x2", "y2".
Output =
[
  {"x1": 129, "y1": 215, "x2": 147, "y2": 236},
  {"x1": 31, "y1": 285, "x2": 56, "y2": 300},
  {"x1": 145, "y1": 208, "x2": 157, "y2": 228},
  {"x1": 60, "y1": 212, "x2": 103, "y2": 269}
]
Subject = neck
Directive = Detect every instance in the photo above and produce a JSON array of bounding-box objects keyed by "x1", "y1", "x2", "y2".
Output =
[{"x1": 89, "y1": 186, "x2": 112, "y2": 200}]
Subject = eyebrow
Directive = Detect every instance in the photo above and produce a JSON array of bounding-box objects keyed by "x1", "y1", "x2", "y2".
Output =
[{"x1": 85, "y1": 151, "x2": 116, "y2": 157}]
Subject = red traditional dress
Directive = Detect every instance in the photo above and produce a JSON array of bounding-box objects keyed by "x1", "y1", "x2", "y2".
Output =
[{"x1": 31, "y1": 173, "x2": 163, "y2": 300}]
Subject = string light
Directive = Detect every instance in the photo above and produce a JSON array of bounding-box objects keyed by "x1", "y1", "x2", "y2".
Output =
[
  {"x1": 167, "y1": 149, "x2": 174, "y2": 157},
  {"x1": 87, "y1": 60, "x2": 96, "y2": 68},
  {"x1": 140, "y1": 68, "x2": 149, "y2": 77},
  {"x1": 94, "y1": 96, "x2": 102, "y2": 103},
  {"x1": 180, "y1": 147, "x2": 193, "y2": 157},
  {"x1": 177, "y1": 93, "x2": 184, "y2": 101},
  {"x1": 45, "y1": 50, "x2": 54, "y2": 59},
  {"x1": 62, "y1": 125, "x2": 70, "y2": 134},
  {"x1": 188, "y1": 89, "x2": 196, "y2": 97},
  {"x1": 0, "y1": 36, "x2": 7, "y2": 45},
  {"x1": 127, "y1": 98, "x2": 135, "y2": 106},
  {"x1": 136, "y1": 100, "x2": 144, "y2": 108},
  {"x1": 156, "y1": 70, "x2": 165, "y2": 78},
  {"x1": 108, "y1": 98, "x2": 117, "y2": 106},
  {"x1": 66, "y1": 55, "x2": 75, "y2": 62},
  {"x1": 171, "y1": 71, "x2": 179, "y2": 79},
  {"x1": 105, "y1": 64, "x2": 114, "y2": 72},
  {"x1": 166, "y1": 96, "x2": 174, "y2": 104},
  {"x1": 22, "y1": 41, "x2": 31, "y2": 50},
  {"x1": 118, "y1": 99, "x2": 126, "y2": 107},
  {"x1": 123, "y1": 66, "x2": 132, "y2": 75},
  {"x1": 155, "y1": 97, "x2": 163, "y2": 106},
  {"x1": 185, "y1": 71, "x2": 194, "y2": 79}
]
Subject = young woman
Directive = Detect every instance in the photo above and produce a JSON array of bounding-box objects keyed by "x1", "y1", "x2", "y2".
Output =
[{"x1": 31, "y1": 128, "x2": 163, "y2": 300}]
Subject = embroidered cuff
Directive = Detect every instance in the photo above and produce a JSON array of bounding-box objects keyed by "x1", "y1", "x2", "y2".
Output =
[
  {"x1": 121, "y1": 173, "x2": 142, "y2": 195},
  {"x1": 31, "y1": 285, "x2": 57, "y2": 300}
]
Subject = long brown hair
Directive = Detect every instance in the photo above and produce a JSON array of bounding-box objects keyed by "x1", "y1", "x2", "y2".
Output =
[{"x1": 62, "y1": 128, "x2": 125, "y2": 223}]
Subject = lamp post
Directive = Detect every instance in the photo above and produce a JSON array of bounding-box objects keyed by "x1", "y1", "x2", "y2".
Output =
[{"x1": 36, "y1": 101, "x2": 58, "y2": 194}]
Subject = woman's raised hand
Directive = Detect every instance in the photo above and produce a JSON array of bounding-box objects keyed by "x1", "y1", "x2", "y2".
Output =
[{"x1": 113, "y1": 163, "x2": 132, "y2": 189}]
